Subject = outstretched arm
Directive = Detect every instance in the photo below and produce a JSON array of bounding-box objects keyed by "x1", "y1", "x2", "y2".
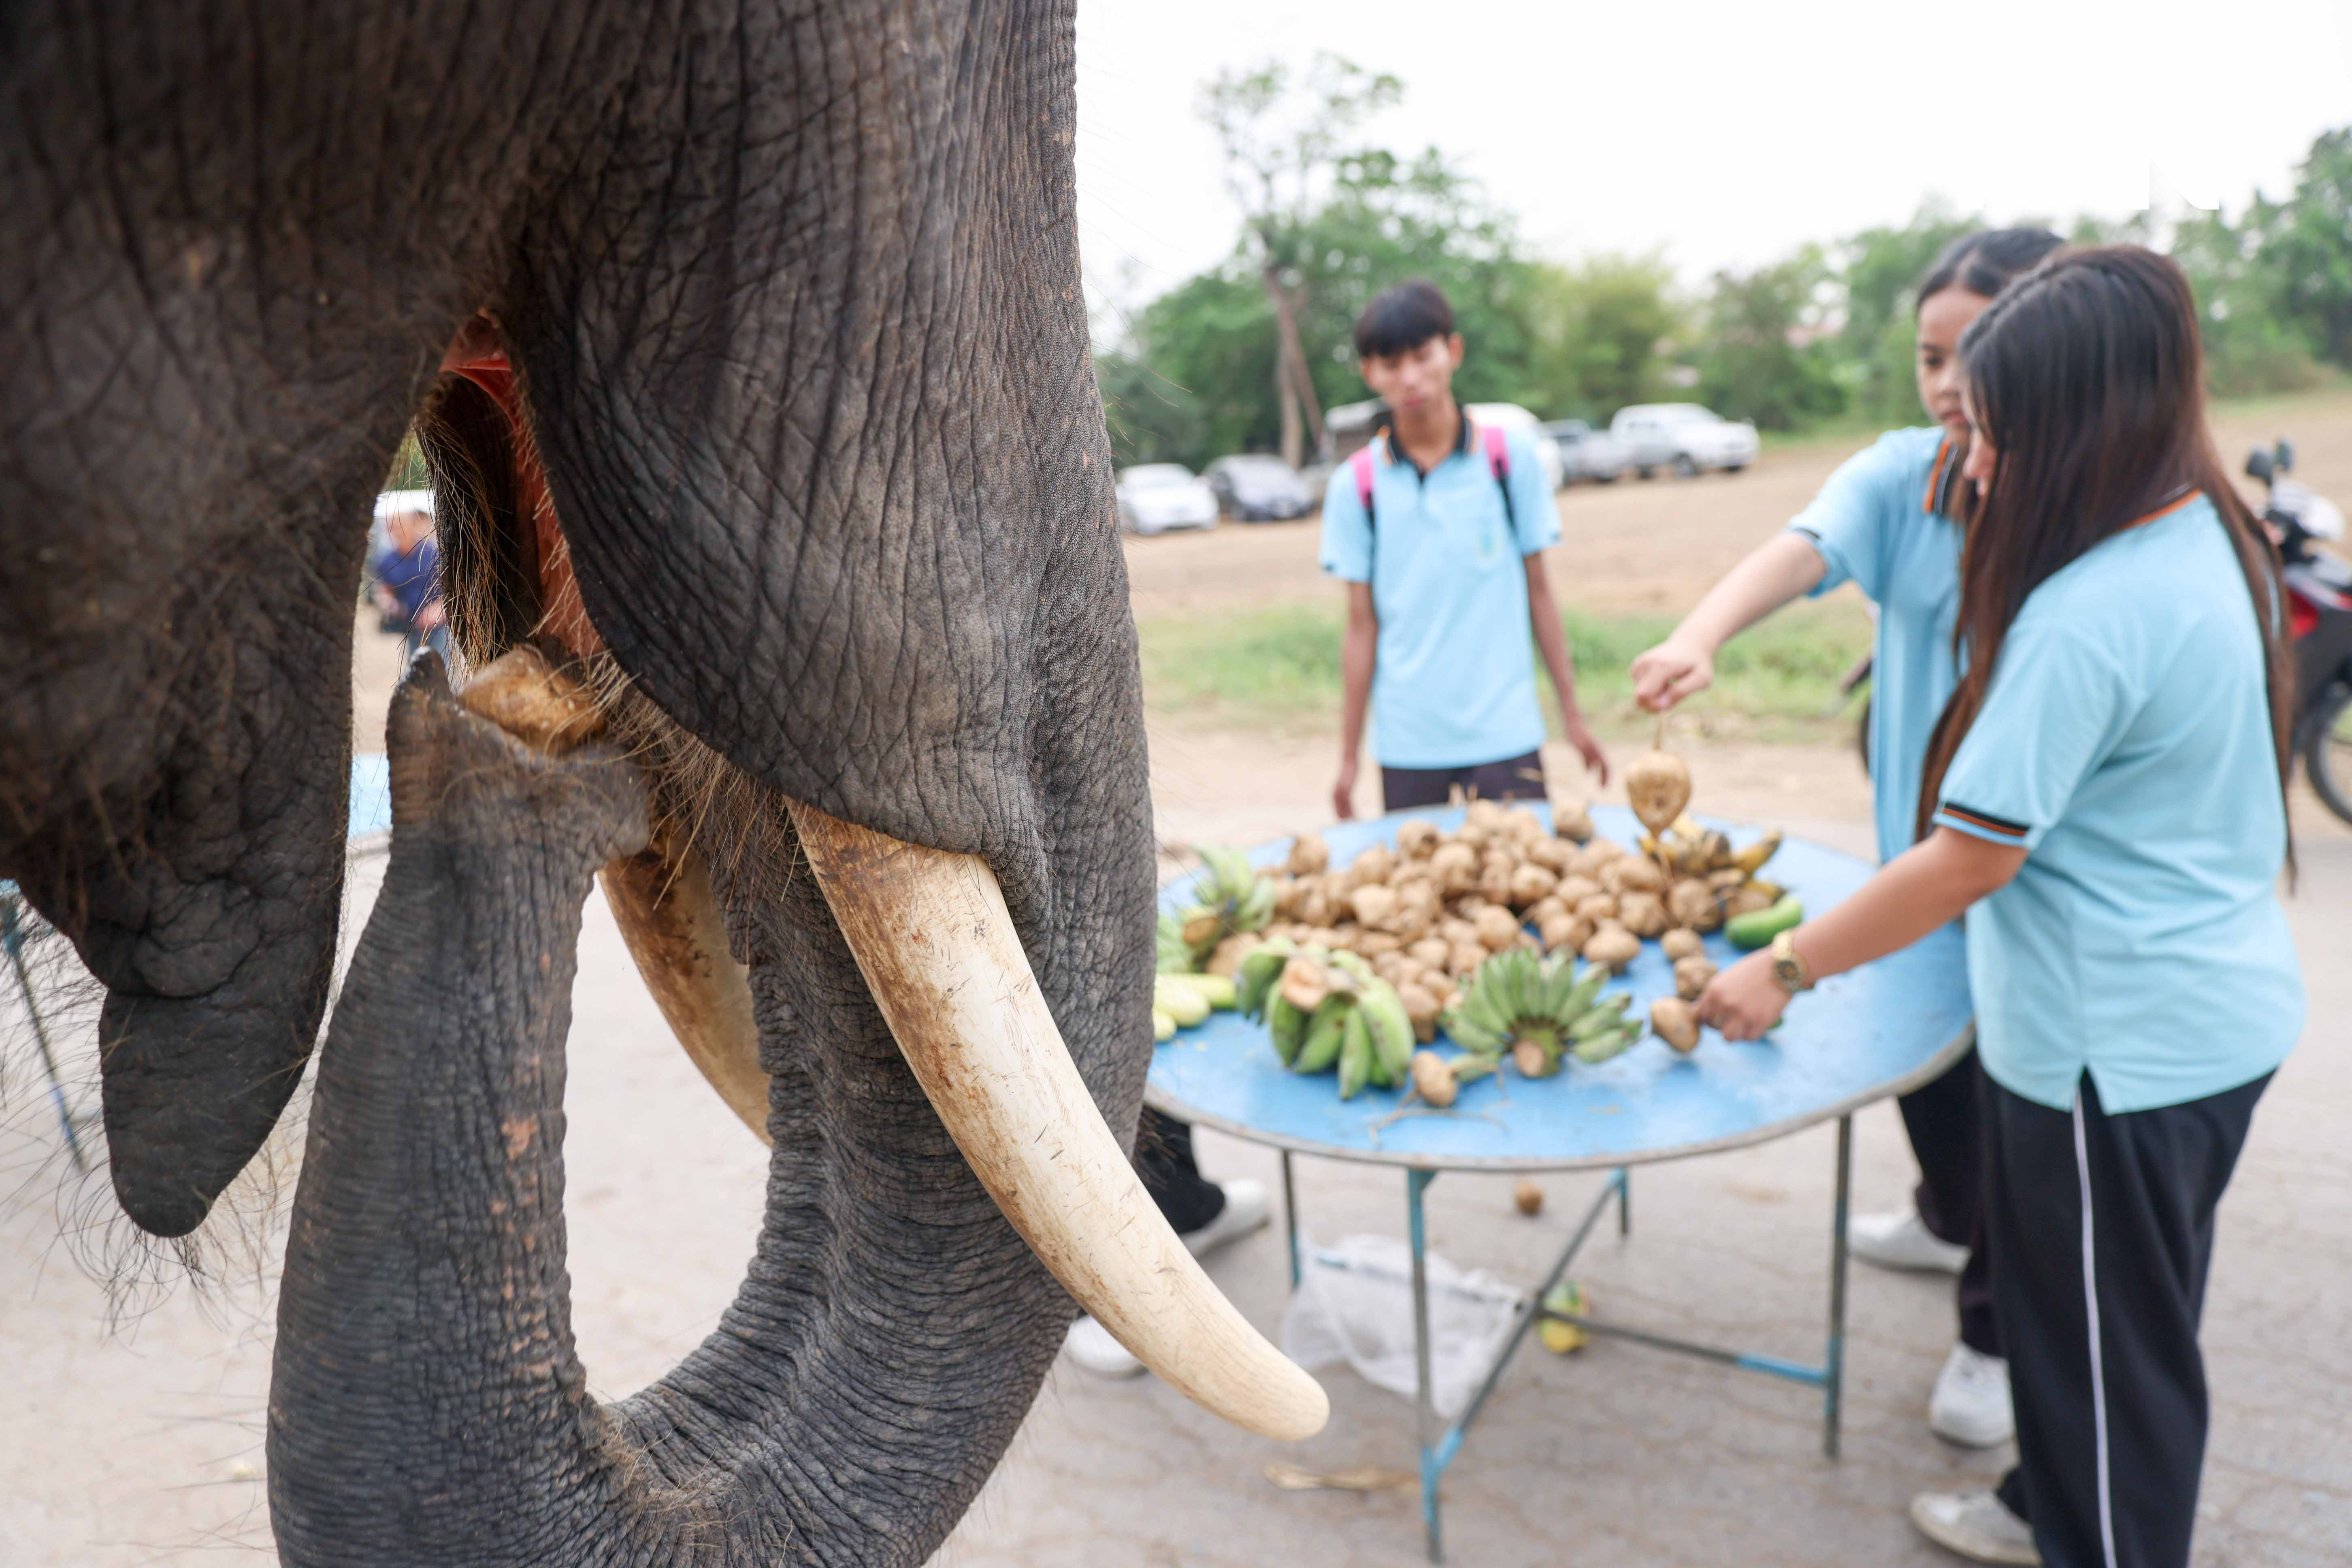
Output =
[
  {"x1": 1696, "y1": 827, "x2": 2024, "y2": 1039},
  {"x1": 1334, "y1": 582, "x2": 1376, "y2": 819},
  {"x1": 1525, "y1": 550, "x2": 1608, "y2": 783},
  {"x1": 1630, "y1": 532, "x2": 1828, "y2": 711}
]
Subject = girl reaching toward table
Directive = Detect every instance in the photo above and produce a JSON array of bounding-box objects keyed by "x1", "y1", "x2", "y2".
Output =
[
  {"x1": 1697, "y1": 246, "x2": 2303, "y2": 1568},
  {"x1": 1632, "y1": 228, "x2": 2062, "y2": 1451}
]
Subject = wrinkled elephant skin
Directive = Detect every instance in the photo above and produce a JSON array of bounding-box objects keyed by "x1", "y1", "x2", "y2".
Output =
[{"x1": 0, "y1": 3, "x2": 1206, "y2": 1562}]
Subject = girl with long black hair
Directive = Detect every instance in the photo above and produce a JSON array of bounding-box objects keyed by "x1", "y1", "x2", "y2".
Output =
[
  {"x1": 1633, "y1": 228, "x2": 2063, "y2": 1448},
  {"x1": 1696, "y1": 246, "x2": 2303, "y2": 1567}
]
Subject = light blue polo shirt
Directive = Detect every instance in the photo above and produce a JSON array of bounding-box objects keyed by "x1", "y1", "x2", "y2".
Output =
[
  {"x1": 1320, "y1": 422, "x2": 1561, "y2": 769},
  {"x1": 1789, "y1": 426, "x2": 1964, "y2": 866},
  {"x1": 1932, "y1": 493, "x2": 2303, "y2": 1113}
]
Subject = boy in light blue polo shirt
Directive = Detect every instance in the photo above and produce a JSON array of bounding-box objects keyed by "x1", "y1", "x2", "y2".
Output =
[{"x1": 1319, "y1": 280, "x2": 1608, "y2": 818}]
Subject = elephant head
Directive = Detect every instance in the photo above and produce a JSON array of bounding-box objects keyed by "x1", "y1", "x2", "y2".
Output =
[{"x1": 0, "y1": 2, "x2": 1321, "y2": 1561}]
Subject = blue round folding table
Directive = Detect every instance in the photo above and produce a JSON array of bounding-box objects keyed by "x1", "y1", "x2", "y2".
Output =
[{"x1": 1146, "y1": 804, "x2": 1973, "y2": 1564}]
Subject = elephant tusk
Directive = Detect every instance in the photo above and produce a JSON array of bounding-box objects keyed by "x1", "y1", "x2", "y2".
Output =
[
  {"x1": 600, "y1": 839, "x2": 771, "y2": 1145},
  {"x1": 788, "y1": 801, "x2": 1330, "y2": 1443},
  {"x1": 458, "y1": 647, "x2": 771, "y2": 1143}
]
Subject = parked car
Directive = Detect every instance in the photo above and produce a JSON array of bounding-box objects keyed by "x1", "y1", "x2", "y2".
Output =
[
  {"x1": 1204, "y1": 454, "x2": 1314, "y2": 521},
  {"x1": 1115, "y1": 464, "x2": 1220, "y2": 535},
  {"x1": 1464, "y1": 402, "x2": 1566, "y2": 491},
  {"x1": 1539, "y1": 419, "x2": 1629, "y2": 484},
  {"x1": 1609, "y1": 403, "x2": 1760, "y2": 478}
]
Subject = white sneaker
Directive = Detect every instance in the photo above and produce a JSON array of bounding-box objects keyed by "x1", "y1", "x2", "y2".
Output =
[
  {"x1": 1910, "y1": 1490, "x2": 2039, "y2": 1564},
  {"x1": 1929, "y1": 1342, "x2": 2015, "y2": 1447},
  {"x1": 1181, "y1": 1177, "x2": 1270, "y2": 1259},
  {"x1": 1062, "y1": 1315, "x2": 1145, "y2": 1378},
  {"x1": 1849, "y1": 1206, "x2": 1970, "y2": 1274}
]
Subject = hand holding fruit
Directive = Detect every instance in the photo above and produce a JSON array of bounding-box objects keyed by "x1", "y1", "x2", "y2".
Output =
[
  {"x1": 1630, "y1": 636, "x2": 1715, "y2": 713},
  {"x1": 1693, "y1": 949, "x2": 1789, "y2": 1041}
]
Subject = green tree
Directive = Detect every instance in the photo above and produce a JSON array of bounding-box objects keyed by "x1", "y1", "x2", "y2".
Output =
[
  {"x1": 1835, "y1": 203, "x2": 1982, "y2": 427},
  {"x1": 2169, "y1": 208, "x2": 2325, "y2": 397},
  {"x1": 1199, "y1": 54, "x2": 1403, "y2": 467},
  {"x1": 1523, "y1": 253, "x2": 1686, "y2": 421},
  {"x1": 1693, "y1": 249, "x2": 1847, "y2": 431},
  {"x1": 2247, "y1": 128, "x2": 2352, "y2": 371}
]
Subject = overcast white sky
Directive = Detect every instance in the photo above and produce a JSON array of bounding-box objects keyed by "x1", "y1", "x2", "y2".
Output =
[{"x1": 1074, "y1": 0, "x2": 2352, "y2": 327}]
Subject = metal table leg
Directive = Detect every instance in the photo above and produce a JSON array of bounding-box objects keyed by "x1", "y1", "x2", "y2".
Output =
[
  {"x1": 1281, "y1": 1148, "x2": 1301, "y2": 1289},
  {"x1": 1406, "y1": 1167, "x2": 1443, "y2": 1563},
  {"x1": 1824, "y1": 1113, "x2": 1852, "y2": 1458},
  {"x1": 1617, "y1": 1163, "x2": 1631, "y2": 1236}
]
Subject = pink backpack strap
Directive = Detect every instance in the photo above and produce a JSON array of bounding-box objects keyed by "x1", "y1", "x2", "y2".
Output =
[
  {"x1": 1350, "y1": 445, "x2": 1376, "y2": 518},
  {"x1": 1483, "y1": 422, "x2": 1510, "y2": 479}
]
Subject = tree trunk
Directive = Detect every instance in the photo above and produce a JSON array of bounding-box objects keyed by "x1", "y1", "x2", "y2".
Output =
[{"x1": 1261, "y1": 265, "x2": 1325, "y2": 468}]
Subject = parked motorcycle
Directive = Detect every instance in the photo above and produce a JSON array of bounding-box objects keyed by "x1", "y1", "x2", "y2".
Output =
[{"x1": 2250, "y1": 440, "x2": 2352, "y2": 824}]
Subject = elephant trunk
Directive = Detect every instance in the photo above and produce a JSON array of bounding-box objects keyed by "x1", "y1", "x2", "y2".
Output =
[
  {"x1": 271, "y1": 655, "x2": 1318, "y2": 1565},
  {"x1": 268, "y1": 661, "x2": 656, "y2": 1559}
]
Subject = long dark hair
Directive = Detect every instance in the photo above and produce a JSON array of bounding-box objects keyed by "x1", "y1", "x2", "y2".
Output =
[
  {"x1": 1916, "y1": 227, "x2": 2064, "y2": 307},
  {"x1": 1915, "y1": 229, "x2": 2062, "y2": 525},
  {"x1": 1913, "y1": 246, "x2": 2295, "y2": 854}
]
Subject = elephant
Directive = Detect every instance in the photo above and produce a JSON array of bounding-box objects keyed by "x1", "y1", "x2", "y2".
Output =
[{"x1": 0, "y1": 2, "x2": 1323, "y2": 1562}]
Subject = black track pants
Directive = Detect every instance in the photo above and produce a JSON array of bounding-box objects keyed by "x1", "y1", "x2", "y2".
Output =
[
  {"x1": 1898, "y1": 1046, "x2": 1999, "y2": 1356},
  {"x1": 1380, "y1": 749, "x2": 1548, "y2": 811},
  {"x1": 1987, "y1": 1071, "x2": 2270, "y2": 1568},
  {"x1": 1135, "y1": 1106, "x2": 1226, "y2": 1235}
]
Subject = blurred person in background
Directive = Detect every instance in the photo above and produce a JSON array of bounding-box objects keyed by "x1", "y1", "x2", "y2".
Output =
[
  {"x1": 370, "y1": 490, "x2": 446, "y2": 667},
  {"x1": 1321, "y1": 279, "x2": 1609, "y2": 818},
  {"x1": 1630, "y1": 229, "x2": 2063, "y2": 1453}
]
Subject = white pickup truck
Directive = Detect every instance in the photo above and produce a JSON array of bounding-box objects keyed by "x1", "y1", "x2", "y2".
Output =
[{"x1": 1609, "y1": 403, "x2": 1760, "y2": 479}]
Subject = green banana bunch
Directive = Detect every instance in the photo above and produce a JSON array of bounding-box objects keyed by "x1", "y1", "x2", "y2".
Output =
[
  {"x1": 1179, "y1": 844, "x2": 1279, "y2": 962},
  {"x1": 1235, "y1": 937, "x2": 1295, "y2": 1020},
  {"x1": 1438, "y1": 950, "x2": 1631, "y2": 1079},
  {"x1": 1195, "y1": 844, "x2": 1259, "y2": 906},
  {"x1": 1156, "y1": 911, "x2": 1195, "y2": 974}
]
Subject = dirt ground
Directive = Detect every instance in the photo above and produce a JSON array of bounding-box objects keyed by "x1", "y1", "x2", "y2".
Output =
[
  {"x1": 1125, "y1": 390, "x2": 2352, "y2": 626},
  {"x1": 8, "y1": 391, "x2": 2352, "y2": 1565}
]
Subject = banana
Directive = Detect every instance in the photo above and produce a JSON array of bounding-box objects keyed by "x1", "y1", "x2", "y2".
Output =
[
  {"x1": 1570, "y1": 995, "x2": 1631, "y2": 1040},
  {"x1": 1156, "y1": 911, "x2": 1195, "y2": 973},
  {"x1": 1268, "y1": 992, "x2": 1309, "y2": 1065},
  {"x1": 1236, "y1": 876, "x2": 1277, "y2": 931},
  {"x1": 1441, "y1": 1010, "x2": 1504, "y2": 1055},
  {"x1": 1360, "y1": 981, "x2": 1417, "y2": 1087},
  {"x1": 1202, "y1": 845, "x2": 1257, "y2": 903},
  {"x1": 1572, "y1": 1025, "x2": 1638, "y2": 1065},
  {"x1": 1460, "y1": 983, "x2": 1512, "y2": 1039},
  {"x1": 1563, "y1": 967, "x2": 1606, "y2": 1018},
  {"x1": 1178, "y1": 902, "x2": 1222, "y2": 950},
  {"x1": 1731, "y1": 829, "x2": 1784, "y2": 877},
  {"x1": 1338, "y1": 1006, "x2": 1374, "y2": 1099},
  {"x1": 1296, "y1": 997, "x2": 1351, "y2": 1074},
  {"x1": 1236, "y1": 940, "x2": 1294, "y2": 1020},
  {"x1": 1154, "y1": 978, "x2": 1210, "y2": 1027}
]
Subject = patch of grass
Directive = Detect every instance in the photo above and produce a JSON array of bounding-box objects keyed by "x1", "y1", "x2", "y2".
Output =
[{"x1": 1138, "y1": 596, "x2": 1875, "y2": 744}]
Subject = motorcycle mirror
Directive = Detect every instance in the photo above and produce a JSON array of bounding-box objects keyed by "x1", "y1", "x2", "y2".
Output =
[
  {"x1": 2247, "y1": 447, "x2": 2274, "y2": 483},
  {"x1": 2277, "y1": 439, "x2": 2297, "y2": 474}
]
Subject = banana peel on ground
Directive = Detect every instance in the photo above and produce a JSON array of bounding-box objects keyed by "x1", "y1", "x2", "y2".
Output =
[{"x1": 1538, "y1": 1279, "x2": 1592, "y2": 1354}]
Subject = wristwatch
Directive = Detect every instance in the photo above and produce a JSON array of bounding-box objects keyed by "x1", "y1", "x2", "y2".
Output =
[{"x1": 1769, "y1": 928, "x2": 1814, "y2": 994}]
